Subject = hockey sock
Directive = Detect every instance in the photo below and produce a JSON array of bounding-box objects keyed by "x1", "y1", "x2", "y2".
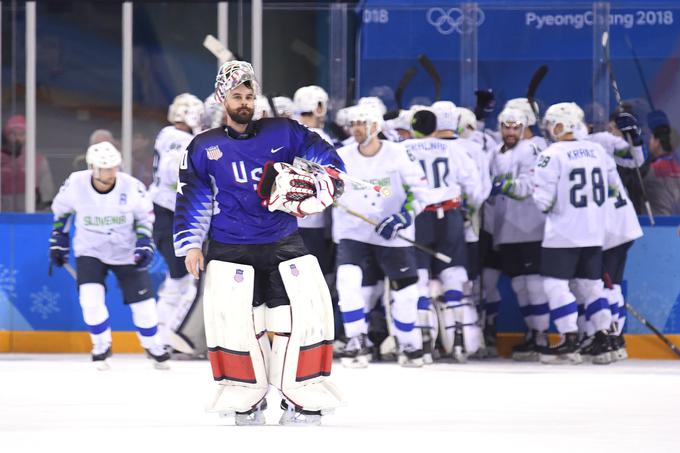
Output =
[
  {"x1": 130, "y1": 297, "x2": 164, "y2": 355},
  {"x1": 511, "y1": 276, "x2": 533, "y2": 330},
  {"x1": 526, "y1": 274, "x2": 550, "y2": 332},
  {"x1": 391, "y1": 283, "x2": 422, "y2": 350},
  {"x1": 336, "y1": 264, "x2": 368, "y2": 338},
  {"x1": 79, "y1": 283, "x2": 112, "y2": 354},
  {"x1": 543, "y1": 277, "x2": 578, "y2": 333}
]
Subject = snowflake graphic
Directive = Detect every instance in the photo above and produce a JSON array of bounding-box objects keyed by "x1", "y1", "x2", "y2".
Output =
[
  {"x1": 30, "y1": 286, "x2": 61, "y2": 320},
  {"x1": 0, "y1": 264, "x2": 18, "y2": 301}
]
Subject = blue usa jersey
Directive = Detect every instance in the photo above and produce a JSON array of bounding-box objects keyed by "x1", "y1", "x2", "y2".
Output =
[{"x1": 173, "y1": 118, "x2": 344, "y2": 254}]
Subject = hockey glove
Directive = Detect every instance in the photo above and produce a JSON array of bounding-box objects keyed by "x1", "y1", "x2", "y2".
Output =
[
  {"x1": 134, "y1": 235, "x2": 155, "y2": 268},
  {"x1": 375, "y1": 208, "x2": 413, "y2": 240},
  {"x1": 489, "y1": 177, "x2": 514, "y2": 197},
  {"x1": 474, "y1": 89, "x2": 495, "y2": 121},
  {"x1": 49, "y1": 230, "x2": 70, "y2": 267},
  {"x1": 615, "y1": 112, "x2": 643, "y2": 147}
]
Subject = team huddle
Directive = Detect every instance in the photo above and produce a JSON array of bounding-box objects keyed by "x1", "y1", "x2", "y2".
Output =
[{"x1": 47, "y1": 59, "x2": 644, "y2": 425}]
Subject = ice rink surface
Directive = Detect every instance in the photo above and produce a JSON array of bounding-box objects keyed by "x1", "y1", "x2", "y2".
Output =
[{"x1": 1, "y1": 354, "x2": 679, "y2": 453}]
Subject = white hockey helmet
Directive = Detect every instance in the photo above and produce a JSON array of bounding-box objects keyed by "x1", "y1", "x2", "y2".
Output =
[
  {"x1": 168, "y1": 93, "x2": 204, "y2": 130},
  {"x1": 293, "y1": 85, "x2": 329, "y2": 117},
  {"x1": 347, "y1": 104, "x2": 384, "y2": 133},
  {"x1": 431, "y1": 100, "x2": 458, "y2": 131},
  {"x1": 252, "y1": 96, "x2": 273, "y2": 120},
  {"x1": 86, "y1": 141, "x2": 122, "y2": 169},
  {"x1": 203, "y1": 94, "x2": 226, "y2": 129},
  {"x1": 272, "y1": 96, "x2": 295, "y2": 118},
  {"x1": 504, "y1": 97, "x2": 539, "y2": 126},
  {"x1": 335, "y1": 106, "x2": 353, "y2": 128},
  {"x1": 456, "y1": 107, "x2": 477, "y2": 138},
  {"x1": 214, "y1": 60, "x2": 260, "y2": 102},
  {"x1": 543, "y1": 102, "x2": 585, "y2": 139},
  {"x1": 358, "y1": 96, "x2": 387, "y2": 116}
]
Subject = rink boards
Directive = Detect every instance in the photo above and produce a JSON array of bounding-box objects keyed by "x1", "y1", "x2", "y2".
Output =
[{"x1": 1, "y1": 213, "x2": 679, "y2": 358}]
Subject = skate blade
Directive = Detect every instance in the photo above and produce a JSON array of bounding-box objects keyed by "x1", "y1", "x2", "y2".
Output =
[
  {"x1": 592, "y1": 353, "x2": 613, "y2": 365},
  {"x1": 153, "y1": 361, "x2": 171, "y2": 370},
  {"x1": 94, "y1": 360, "x2": 111, "y2": 371},
  {"x1": 235, "y1": 412, "x2": 266, "y2": 426},
  {"x1": 341, "y1": 356, "x2": 369, "y2": 369},
  {"x1": 512, "y1": 351, "x2": 539, "y2": 362},
  {"x1": 279, "y1": 413, "x2": 321, "y2": 426},
  {"x1": 398, "y1": 356, "x2": 424, "y2": 368},
  {"x1": 539, "y1": 353, "x2": 582, "y2": 365},
  {"x1": 453, "y1": 347, "x2": 467, "y2": 363}
]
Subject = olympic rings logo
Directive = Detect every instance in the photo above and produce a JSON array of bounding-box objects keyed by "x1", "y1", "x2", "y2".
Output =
[{"x1": 427, "y1": 7, "x2": 485, "y2": 35}]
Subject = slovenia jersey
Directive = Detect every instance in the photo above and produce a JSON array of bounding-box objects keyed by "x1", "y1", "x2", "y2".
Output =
[{"x1": 149, "y1": 125, "x2": 194, "y2": 211}]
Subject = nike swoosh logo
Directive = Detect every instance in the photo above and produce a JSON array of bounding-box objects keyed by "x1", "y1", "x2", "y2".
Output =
[
  {"x1": 399, "y1": 267, "x2": 410, "y2": 272},
  {"x1": 138, "y1": 289, "x2": 148, "y2": 295},
  {"x1": 270, "y1": 146, "x2": 284, "y2": 154}
]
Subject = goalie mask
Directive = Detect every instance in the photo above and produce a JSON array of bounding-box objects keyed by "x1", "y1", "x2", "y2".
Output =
[
  {"x1": 293, "y1": 85, "x2": 329, "y2": 118},
  {"x1": 215, "y1": 60, "x2": 260, "y2": 103},
  {"x1": 504, "y1": 97, "x2": 539, "y2": 127},
  {"x1": 168, "y1": 93, "x2": 204, "y2": 132},
  {"x1": 543, "y1": 102, "x2": 584, "y2": 140}
]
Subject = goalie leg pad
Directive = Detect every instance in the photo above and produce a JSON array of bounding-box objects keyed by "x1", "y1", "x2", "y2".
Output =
[
  {"x1": 271, "y1": 255, "x2": 344, "y2": 412},
  {"x1": 203, "y1": 260, "x2": 269, "y2": 414}
]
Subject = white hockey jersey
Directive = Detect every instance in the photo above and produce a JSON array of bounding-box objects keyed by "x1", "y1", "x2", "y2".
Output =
[
  {"x1": 402, "y1": 136, "x2": 483, "y2": 208},
  {"x1": 585, "y1": 131, "x2": 644, "y2": 168},
  {"x1": 469, "y1": 129, "x2": 499, "y2": 153},
  {"x1": 533, "y1": 139, "x2": 619, "y2": 248},
  {"x1": 489, "y1": 139, "x2": 546, "y2": 245},
  {"x1": 149, "y1": 125, "x2": 194, "y2": 211},
  {"x1": 298, "y1": 126, "x2": 335, "y2": 229},
  {"x1": 52, "y1": 170, "x2": 155, "y2": 265},
  {"x1": 332, "y1": 140, "x2": 431, "y2": 247},
  {"x1": 453, "y1": 137, "x2": 491, "y2": 242}
]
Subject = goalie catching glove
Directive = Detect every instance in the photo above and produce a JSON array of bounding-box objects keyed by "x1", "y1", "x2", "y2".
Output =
[{"x1": 257, "y1": 161, "x2": 343, "y2": 217}]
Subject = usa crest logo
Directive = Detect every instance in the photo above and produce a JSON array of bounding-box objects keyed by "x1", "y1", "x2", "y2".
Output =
[
  {"x1": 234, "y1": 269, "x2": 244, "y2": 283},
  {"x1": 290, "y1": 264, "x2": 300, "y2": 277},
  {"x1": 206, "y1": 145, "x2": 223, "y2": 160}
]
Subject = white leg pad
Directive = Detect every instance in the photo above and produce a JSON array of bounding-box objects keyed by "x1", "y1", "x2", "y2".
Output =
[
  {"x1": 203, "y1": 260, "x2": 268, "y2": 414},
  {"x1": 272, "y1": 255, "x2": 344, "y2": 412}
]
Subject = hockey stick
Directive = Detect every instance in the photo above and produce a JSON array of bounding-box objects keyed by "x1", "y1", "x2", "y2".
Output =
[
  {"x1": 293, "y1": 157, "x2": 392, "y2": 197},
  {"x1": 625, "y1": 303, "x2": 680, "y2": 358},
  {"x1": 63, "y1": 262, "x2": 77, "y2": 280},
  {"x1": 418, "y1": 54, "x2": 441, "y2": 102},
  {"x1": 334, "y1": 203, "x2": 452, "y2": 264},
  {"x1": 526, "y1": 64, "x2": 548, "y2": 137},
  {"x1": 602, "y1": 32, "x2": 655, "y2": 226},
  {"x1": 623, "y1": 34, "x2": 655, "y2": 111},
  {"x1": 395, "y1": 67, "x2": 417, "y2": 110},
  {"x1": 203, "y1": 34, "x2": 235, "y2": 64}
]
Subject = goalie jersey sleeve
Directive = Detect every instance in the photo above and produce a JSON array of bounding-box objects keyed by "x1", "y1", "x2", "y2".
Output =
[
  {"x1": 533, "y1": 139, "x2": 619, "y2": 248},
  {"x1": 173, "y1": 118, "x2": 344, "y2": 255}
]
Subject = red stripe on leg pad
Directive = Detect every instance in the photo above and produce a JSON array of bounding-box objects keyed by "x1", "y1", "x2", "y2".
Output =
[
  {"x1": 296, "y1": 341, "x2": 333, "y2": 381},
  {"x1": 208, "y1": 348, "x2": 257, "y2": 384}
]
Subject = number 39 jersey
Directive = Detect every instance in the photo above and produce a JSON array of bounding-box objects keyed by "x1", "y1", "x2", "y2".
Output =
[{"x1": 533, "y1": 139, "x2": 619, "y2": 248}]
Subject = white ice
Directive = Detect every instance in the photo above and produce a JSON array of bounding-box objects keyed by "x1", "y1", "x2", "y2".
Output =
[{"x1": 1, "y1": 354, "x2": 679, "y2": 453}]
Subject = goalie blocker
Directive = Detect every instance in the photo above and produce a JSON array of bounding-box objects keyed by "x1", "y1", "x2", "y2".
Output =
[{"x1": 203, "y1": 250, "x2": 343, "y2": 419}]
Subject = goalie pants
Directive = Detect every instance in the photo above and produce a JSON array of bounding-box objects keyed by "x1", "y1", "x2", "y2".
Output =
[{"x1": 205, "y1": 232, "x2": 309, "y2": 308}]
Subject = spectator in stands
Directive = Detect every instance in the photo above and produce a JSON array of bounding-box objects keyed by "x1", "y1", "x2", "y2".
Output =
[
  {"x1": 643, "y1": 110, "x2": 680, "y2": 216},
  {"x1": 1, "y1": 114, "x2": 55, "y2": 211}
]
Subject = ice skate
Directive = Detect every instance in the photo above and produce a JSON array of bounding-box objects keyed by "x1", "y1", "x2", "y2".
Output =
[
  {"x1": 482, "y1": 320, "x2": 499, "y2": 358},
  {"x1": 279, "y1": 400, "x2": 322, "y2": 426},
  {"x1": 398, "y1": 345, "x2": 424, "y2": 368},
  {"x1": 612, "y1": 334, "x2": 628, "y2": 361},
  {"x1": 340, "y1": 334, "x2": 371, "y2": 368},
  {"x1": 581, "y1": 331, "x2": 613, "y2": 365},
  {"x1": 92, "y1": 346, "x2": 112, "y2": 371},
  {"x1": 452, "y1": 323, "x2": 467, "y2": 363},
  {"x1": 540, "y1": 332, "x2": 582, "y2": 365},
  {"x1": 512, "y1": 330, "x2": 546, "y2": 362},
  {"x1": 146, "y1": 348, "x2": 171, "y2": 370},
  {"x1": 235, "y1": 399, "x2": 267, "y2": 426}
]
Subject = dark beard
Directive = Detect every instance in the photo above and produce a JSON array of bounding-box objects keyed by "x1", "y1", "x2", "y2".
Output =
[{"x1": 227, "y1": 107, "x2": 254, "y2": 125}]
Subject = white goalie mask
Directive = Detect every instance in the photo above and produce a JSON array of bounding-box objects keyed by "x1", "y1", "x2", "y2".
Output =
[
  {"x1": 293, "y1": 85, "x2": 329, "y2": 118},
  {"x1": 504, "y1": 97, "x2": 539, "y2": 127},
  {"x1": 86, "y1": 141, "x2": 122, "y2": 169},
  {"x1": 431, "y1": 100, "x2": 458, "y2": 132},
  {"x1": 272, "y1": 96, "x2": 295, "y2": 118},
  {"x1": 543, "y1": 102, "x2": 585, "y2": 140},
  {"x1": 203, "y1": 94, "x2": 226, "y2": 130},
  {"x1": 214, "y1": 60, "x2": 260, "y2": 102},
  {"x1": 456, "y1": 107, "x2": 477, "y2": 138},
  {"x1": 357, "y1": 96, "x2": 387, "y2": 116},
  {"x1": 168, "y1": 93, "x2": 204, "y2": 131}
]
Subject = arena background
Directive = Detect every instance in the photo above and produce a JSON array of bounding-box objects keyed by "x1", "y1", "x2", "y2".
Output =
[{"x1": 1, "y1": 0, "x2": 679, "y2": 357}]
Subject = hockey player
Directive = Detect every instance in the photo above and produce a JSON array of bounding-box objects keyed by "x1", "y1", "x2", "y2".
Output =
[
  {"x1": 272, "y1": 96, "x2": 295, "y2": 118},
  {"x1": 333, "y1": 104, "x2": 432, "y2": 368},
  {"x1": 504, "y1": 98, "x2": 548, "y2": 151},
  {"x1": 403, "y1": 108, "x2": 484, "y2": 362},
  {"x1": 489, "y1": 108, "x2": 549, "y2": 361},
  {"x1": 150, "y1": 93, "x2": 203, "y2": 354},
  {"x1": 203, "y1": 94, "x2": 226, "y2": 131},
  {"x1": 49, "y1": 141, "x2": 169, "y2": 370},
  {"x1": 533, "y1": 102, "x2": 620, "y2": 365},
  {"x1": 174, "y1": 61, "x2": 344, "y2": 426},
  {"x1": 457, "y1": 106, "x2": 498, "y2": 153}
]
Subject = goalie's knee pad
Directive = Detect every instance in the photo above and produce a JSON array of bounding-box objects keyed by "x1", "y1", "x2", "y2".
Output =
[
  {"x1": 270, "y1": 255, "x2": 343, "y2": 412},
  {"x1": 202, "y1": 260, "x2": 269, "y2": 415}
]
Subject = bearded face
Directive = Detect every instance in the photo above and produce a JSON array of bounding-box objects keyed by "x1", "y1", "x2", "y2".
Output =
[{"x1": 224, "y1": 84, "x2": 255, "y2": 125}]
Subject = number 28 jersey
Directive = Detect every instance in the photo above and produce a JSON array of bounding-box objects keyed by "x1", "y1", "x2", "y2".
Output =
[{"x1": 533, "y1": 139, "x2": 619, "y2": 248}]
